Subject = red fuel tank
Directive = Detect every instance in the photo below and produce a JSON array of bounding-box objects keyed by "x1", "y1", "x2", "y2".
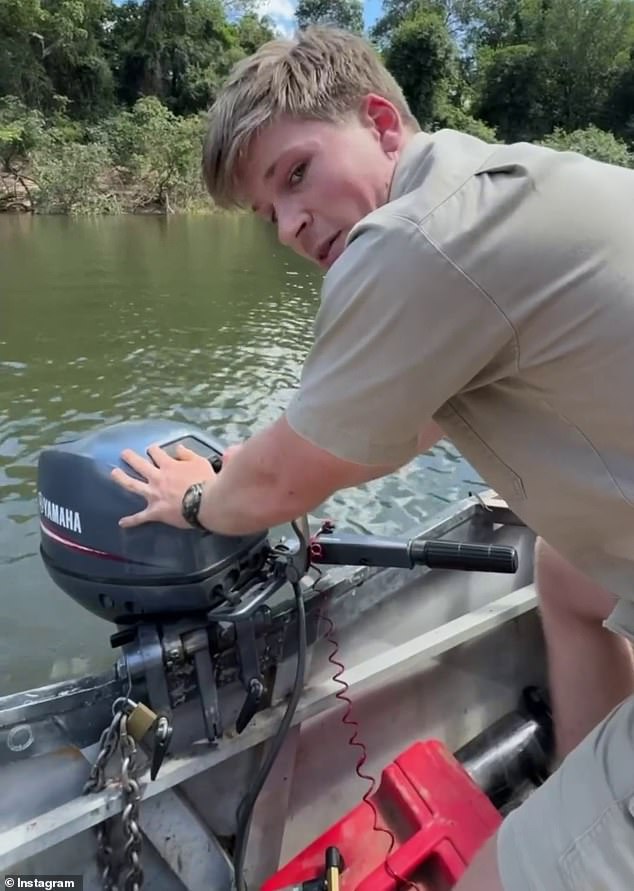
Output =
[{"x1": 262, "y1": 739, "x2": 502, "y2": 891}]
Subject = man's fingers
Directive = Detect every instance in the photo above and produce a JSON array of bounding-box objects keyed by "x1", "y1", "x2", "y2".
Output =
[
  {"x1": 119, "y1": 508, "x2": 152, "y2": 528},
  {"x1": 120, "y1": 448, "x2": 159, "y2": 479},
  {"x1": 111, "y1": 466, "x2": 151, "y2": 496},
  {"x1": 147, "y1": 444, "x2": 174, "y2": 468},
  {"x1": 175, "y1": 444, "x2": 196, "y2": 460}
]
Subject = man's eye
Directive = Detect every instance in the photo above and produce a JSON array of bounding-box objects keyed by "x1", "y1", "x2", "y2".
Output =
[{"x1": 289, "y1": 162, "x2": 306, "y2": 186}]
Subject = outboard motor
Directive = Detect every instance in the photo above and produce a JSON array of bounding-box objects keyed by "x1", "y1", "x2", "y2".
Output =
[
  {"x1": 35, "y1": 420, "x2": 521, "y2": 749},
  {"x1": 37, "y1": 420, "x2": 271, "y2": 625},
  {"x1": 36, "y1": 420, "x2": 299, "y2": 745}
]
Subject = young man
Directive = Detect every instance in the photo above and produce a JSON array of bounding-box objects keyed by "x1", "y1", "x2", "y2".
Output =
[{"x1": 110, "y1": 26, "x2": 634, "y2": 891}]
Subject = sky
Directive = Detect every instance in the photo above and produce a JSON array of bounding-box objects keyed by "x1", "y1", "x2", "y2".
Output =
[{"x1": 257, "y1": 0, "x2": 383, "y2": 37}]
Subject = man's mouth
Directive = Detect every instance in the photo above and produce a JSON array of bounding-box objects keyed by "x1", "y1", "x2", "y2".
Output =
[{"x1": 317, "y1": 232, "x2": 341, "y2": 266}]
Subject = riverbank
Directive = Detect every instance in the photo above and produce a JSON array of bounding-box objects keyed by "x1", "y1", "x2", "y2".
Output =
[
  {"x1": 0, "y1": 169, "x2": 214, "y2": 215},
  {"x1": 0, "y1": 97, "x2": 217, "y2": 216}
]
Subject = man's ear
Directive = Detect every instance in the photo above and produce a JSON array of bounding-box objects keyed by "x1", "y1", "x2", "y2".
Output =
[{"x1": 359, "y1": 93, "x2": 403, "y2": 153}]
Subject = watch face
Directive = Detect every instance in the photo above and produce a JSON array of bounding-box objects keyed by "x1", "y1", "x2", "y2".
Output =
[{"x1": 183, "y1": 483, "x2": 203, "y2": 526}]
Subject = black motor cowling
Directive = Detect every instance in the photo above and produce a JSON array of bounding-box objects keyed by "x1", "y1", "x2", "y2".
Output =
[{"x1": 37, "y1": 420, "x2": 270, "y2": 624}]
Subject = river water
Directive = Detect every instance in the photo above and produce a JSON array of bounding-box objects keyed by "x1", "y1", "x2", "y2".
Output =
[{"x1": 1, "y1": 213, "x2": 483, "y2": 695}]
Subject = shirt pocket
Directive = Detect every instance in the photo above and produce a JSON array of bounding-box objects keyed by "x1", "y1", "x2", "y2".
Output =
[{"x1": 434, "y1": 402, "x2": 527, "y2": 502}]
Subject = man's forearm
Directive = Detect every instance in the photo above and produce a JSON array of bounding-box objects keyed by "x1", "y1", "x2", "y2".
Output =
[
  {"x1": 195, "y1": 417, "x2": 407, "y2": 536},
  {"x1": 197, "y1": 440, "x2": 310, "y2": 535}
]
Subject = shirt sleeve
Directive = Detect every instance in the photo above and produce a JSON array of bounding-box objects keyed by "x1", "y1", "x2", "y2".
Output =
[{"x1": 285, "y1": 212, "x2": 516, "y2": 466}]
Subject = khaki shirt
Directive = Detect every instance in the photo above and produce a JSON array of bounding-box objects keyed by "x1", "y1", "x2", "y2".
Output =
[{"x1": 286, "y1": 129, "x2": 634, "y2": 602}]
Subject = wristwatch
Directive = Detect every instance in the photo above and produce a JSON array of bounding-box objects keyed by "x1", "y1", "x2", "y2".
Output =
[{"x1": 181, "y1": 482, "x2": 206, "y2": 530}]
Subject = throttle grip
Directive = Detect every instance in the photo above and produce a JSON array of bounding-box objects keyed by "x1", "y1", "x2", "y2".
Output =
[{"x1": 409, "y1": 540, "x2": 518, "y2": 573}]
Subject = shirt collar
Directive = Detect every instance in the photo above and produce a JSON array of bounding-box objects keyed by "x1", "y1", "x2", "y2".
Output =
[{"x1": 388, "y1": 131, "x2": 434, "y2": 201}]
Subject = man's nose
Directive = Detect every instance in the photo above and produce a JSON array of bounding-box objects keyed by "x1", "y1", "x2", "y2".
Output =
[{"x1": 277, "y1": 204, "x2": 309, "y2": 251}]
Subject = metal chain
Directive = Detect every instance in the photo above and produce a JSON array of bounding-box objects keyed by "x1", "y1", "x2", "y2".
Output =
[
  {"x1": 119, "y1": 712, "x2": 143, "y2": 891},
  {"x1": 83, "y1": 702, "x2": 125, "y2": 890},
  {"x1": 83, "y1": 697, "x2": 144, "y2": 891}
]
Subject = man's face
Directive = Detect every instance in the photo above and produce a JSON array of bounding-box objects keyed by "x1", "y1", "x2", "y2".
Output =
[{"x1": 237, "y1": 97, "x2": 409, "y2": 270}]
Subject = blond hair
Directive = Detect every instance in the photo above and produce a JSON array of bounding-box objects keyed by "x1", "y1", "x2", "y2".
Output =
[{"x1": 202, "y1": 25, "x2": 417, "y2": 208}]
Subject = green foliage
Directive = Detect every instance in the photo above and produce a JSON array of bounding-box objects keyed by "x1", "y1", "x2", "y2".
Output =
[
  {"x1": 101, "y1": 96, "x2": 207, "y2": 210},
  {"x1": 235, "y1": 12, "x2": 276, "y2": 55},
  {"x1": 39, "y1": 0, "x2": 116, "y2": 118},
  {"x1": 32, "y1": 140, "x2": 118, "y2": 213},
  {"x1": 0, "y1": 97, "x2": 46, "y2": 172},
  {"x1": 600, "y1": 46, "x2": 634, "y2": 144},
  {"x1": 537, "y1": 0, "x2": 634, "y2": 133},
  {"x1": 0, "y1": 0, "x2": 275, "y2": 121},
  {"x1": 540, "y1": 125, "x2": 633, "y2": 168},
  {"x1": 383, "y1": 9, "x2": 457, "y2": 126},
  {"x1": 372, "y1": 0, "x2": 463, "y2": 45},
  {"x1": 473, "y1": 44, "x2": 547, "y2": 141},
  {"x1": 0, "y1": 0, "x2": 51, "y2": 109},
  {"x1": 0, "y1": 0, "x2": 277, "y2": 213},
  {"x1": 114, "y1": 0, "x2": 246, "y2": 115},
  {"x1": 377, "y1": 0, "x2": 634, "y2": 149},
  {"x1": 454, "y1": 0, "x2": 545, "y2": 52},
  {"x1": 0, "y1": 0, "x2": 117, "y2": 118},
  {"x1": 435, "y1": 104, "x2": 498, "y2": 142},
  {"x1": 296, "y1": 0, "x2": 364, "y2": 33},
  {"x1": 464, "y1": 0, "x2": 634, "y2": 140}
]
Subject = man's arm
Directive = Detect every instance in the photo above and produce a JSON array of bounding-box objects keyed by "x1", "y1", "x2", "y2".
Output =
[
  {"x1": 111, "y1": 415, "x2": 442, "y2": 534},
  {"x1": 197, "y1": 416, "x2": 443, "y2": 535}
]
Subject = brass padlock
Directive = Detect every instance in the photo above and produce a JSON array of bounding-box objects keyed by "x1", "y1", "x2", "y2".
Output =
[{"x1": 126, "y1": 701, "x2": 158, "y2": 743}]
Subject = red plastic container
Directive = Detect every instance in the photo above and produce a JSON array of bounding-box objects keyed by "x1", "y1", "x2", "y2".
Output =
[{"x1": 262, "y1": 740, "x2": 502, "y2": 890}]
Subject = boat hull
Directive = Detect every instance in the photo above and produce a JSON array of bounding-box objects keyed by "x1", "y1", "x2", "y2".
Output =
[{"x1": 1, "y1": 492, "x2": 546, "y2": 890}]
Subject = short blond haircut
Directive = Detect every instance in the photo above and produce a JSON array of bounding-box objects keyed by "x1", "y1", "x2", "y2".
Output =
[{"x1": 203, "y1": 25, "x2": 418, "y2": 208}]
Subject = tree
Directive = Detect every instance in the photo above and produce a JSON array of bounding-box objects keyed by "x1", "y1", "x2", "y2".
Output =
[
  {"x1": 453, "y1": 0, "x2": 544, "y2": 51},
  {"x1": 604, "y1": 47, "x2": 634, "y2": 146},
  {"x1": 383, "y1": 9, "x2": 457, "y2": 127},
  {"x1": 114, "y1": 0, "x2": 271, "y2": 115},
  {"x1": 32, "y1": 141, "x2": 116, "y2": 213},
  {"x1": 295, "y1": 0, "x2": 364, "y2": 34},
  {"x1": 372, "y1": 0, "x2": 464, "y2": 45},
  {"x1": 538, "y1": 0, "x2": 634, "y2": 133},
  {"x1": 235, "y1": 12, "x2": 276, "y2": 55},
  {"x1": 0, "y1": 98, "x2": 45, "y2": 173},
  {"x1": 468, "y1": 0, "x2": 634, "y2": 141},
  {"x1": 33, "y1": 0, "x2": 116, "y2": 118},
  {"x1": 473, "y1": 44, "x2": 547, "y2": 141},
  {"x1": 101, "y1": 96, "x2": 206, "y2": 211},
  {"x1": 0, "y1": 0, "x2": 51, "y2": 109}
]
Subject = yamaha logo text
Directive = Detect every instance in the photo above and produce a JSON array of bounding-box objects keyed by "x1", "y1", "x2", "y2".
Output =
[{"x1": 38, "y1": 493, "x2": 82, "y2": 534}]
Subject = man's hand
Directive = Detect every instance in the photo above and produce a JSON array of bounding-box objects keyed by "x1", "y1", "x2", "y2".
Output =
[{"x1": 111, "y1": 444, "x2": 215, "y2": 529}]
